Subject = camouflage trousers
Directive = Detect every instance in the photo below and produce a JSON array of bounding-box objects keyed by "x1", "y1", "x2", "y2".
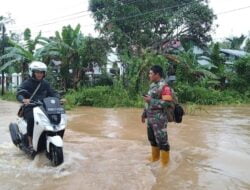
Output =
[{"x1": 147, "y1": 111, "x2": 170, "y2": 151}]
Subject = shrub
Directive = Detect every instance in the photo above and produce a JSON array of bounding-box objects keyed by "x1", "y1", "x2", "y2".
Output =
[
  {"x1": 65, "y1": 85, "x2": 144, "y2": 108},
  {"x1": 175, "y1": 83, "x2": 249, "y2": 105}
]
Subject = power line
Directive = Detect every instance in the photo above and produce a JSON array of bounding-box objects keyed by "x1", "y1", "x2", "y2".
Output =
[
  {"x1": 113, "y1": 2, "x2": 195, "y2": 21},
  {"x1": 33, "y1": 13, "x2": 92, "y2": 28},
  {"x1": 10, "y1": 2, "x2": 250, "y2": 36},
  {"x1": 8, "y1": 0, "x2": 144, "y2": 31},
  {"x1": 8, "y1": 1, "x2": 250, "y2": 32},
  {"x1": 216, "y1": 5, "x2": 250, "y2": 15},
  {"x1": 8, "y1": 2, "x2": 198, "y2": 38},
  {"x1": 27, "y1": 1, "x2": 195, "y2": 37},
  {"x1": 8, "y1": 1, "x2": 90, "y2": 30},
  {"x1": 10, "y1": 0, "x2": 187, "y2": 31},
  {"x1": 9, "y1": 22, "x2": 95, "y2": 36},
  {"x1": 31, "y1": 23, "x2": 96, "y2": 35},
  {"x1": 10, "y1": 1, "x2": 196, "y2": 32},
  {"x1": 8, "y1": 11, "x2": 91, "y2": 30}
]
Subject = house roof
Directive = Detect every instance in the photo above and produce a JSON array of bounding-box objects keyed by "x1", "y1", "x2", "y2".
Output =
[{"x1": 220, "y1": 49, "x2": 249, "y2": 58}]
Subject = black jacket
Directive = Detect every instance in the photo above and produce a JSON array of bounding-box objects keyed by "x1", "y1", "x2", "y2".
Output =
[{"x1": 17, "y1": 77, "x2": 59, "y2": 103}]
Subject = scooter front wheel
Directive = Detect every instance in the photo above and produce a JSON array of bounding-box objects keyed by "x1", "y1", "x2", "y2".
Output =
[{"x1": 50, "y1": 144, "x2": 64, "y2": 166}]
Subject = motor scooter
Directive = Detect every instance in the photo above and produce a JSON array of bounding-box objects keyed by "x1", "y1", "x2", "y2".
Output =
[{"x1": 9, "y1": 97, "x2": 67, "y2": 166}]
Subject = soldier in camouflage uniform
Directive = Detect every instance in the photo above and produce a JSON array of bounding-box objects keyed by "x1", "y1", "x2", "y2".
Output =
[{"x1": 141, "y1": 65, "x2": 173, "y2": 166}]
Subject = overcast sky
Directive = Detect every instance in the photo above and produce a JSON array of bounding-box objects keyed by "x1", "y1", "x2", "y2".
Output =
[{"x1": 1, "y1": 0, "x2": 250, "y2": 41}]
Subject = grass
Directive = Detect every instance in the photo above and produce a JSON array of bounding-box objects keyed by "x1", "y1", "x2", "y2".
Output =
[{"x1": 0, "y1": 91, "x2": 17, "y2": 102}]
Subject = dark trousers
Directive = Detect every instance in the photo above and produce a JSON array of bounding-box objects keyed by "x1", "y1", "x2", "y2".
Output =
[
  {"x1": 147, "y1": 126, "x2": 170, "y2": 151},
  {"x1": 147, "y1": 112, "x2": 170, "y2": 151},
  {"x1": 23, "y1": 108, "x2": 34, "y2": 137}
]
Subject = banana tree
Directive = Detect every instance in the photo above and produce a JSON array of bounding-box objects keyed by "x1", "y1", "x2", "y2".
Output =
[
  {"x1": 0, "y1": 15, "x2": 15, "y2": 94},
  {"x1": 40, "y1": 24, "x2": 110, "y2": 90},
  {"x1": 120, "y1": 50, "x2": 168, "y2": 94},
  {"x1": 38, "y1": 24, "x2": 86, "y2": 90},
  {"x1": 177, "y1": 49, "x2": 218, "y2": 86},
  {"x1": 0, "y1": 29, "x2": 45, "y2": 79}
]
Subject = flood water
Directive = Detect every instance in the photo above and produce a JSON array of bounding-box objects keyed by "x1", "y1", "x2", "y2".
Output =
[{"x1": 0, "y1": 100, "x2": 250, "y2": 190}]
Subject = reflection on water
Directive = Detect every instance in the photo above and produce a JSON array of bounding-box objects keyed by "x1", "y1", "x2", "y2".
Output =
[{"x1": 0, "y1": 100, "x2": 250, "y2": 190}]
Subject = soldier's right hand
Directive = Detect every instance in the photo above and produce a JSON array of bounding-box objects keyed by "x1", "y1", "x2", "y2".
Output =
[
  {"x1": 141, "y1": 116, "x2": 146, "y2": 123},
  {"x1": 22, "y1": 99, "x2": 31, "y2": 105}
]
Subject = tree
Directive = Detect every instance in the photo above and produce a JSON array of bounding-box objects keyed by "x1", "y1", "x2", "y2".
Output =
[
  {"x1": 0, "y1": 28, "x2": 45, "y2": 79},
  {"x1": 244, "y1": 38, "x2": 250, "y2": 52},
  {"x1": 120, "y1": 51, "x2": 168, "y2": 93},
  {"x1": 210, "y1": 43, "x2": 227, "y2": 82},
  {"x1": 39, "y1": 24, "x2": 85, "y2": 90},
  {"x1": 226, "y1": 35, "x2": 246, "y2": 50},
  {"x1": 40, "y1": 25, "x2": 109, "y2": 90},
  {"x1": 82, "y1": 36, "x2": 109, "y2": 68},
  {"x1": 232, "y1": 56, "x2": 250, "y2": 92},
  {"x1": 0, "y1": 15, "x2": 14, "y2": 94},
  {"x1": 177, "y1": 49, "x2": 217, "y2": 85},
  {"x1": 89, "y1": 0, "x2": 215, "y2": 55}
]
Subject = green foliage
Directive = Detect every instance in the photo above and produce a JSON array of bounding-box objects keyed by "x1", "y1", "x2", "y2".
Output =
[
  {"x1": 82, "y1": 36, "x2": 109, "y2": 66},
  {"x1": 244, "y1": 39, "x2": 250, "y2": 52},
  {"x1": 39, "y1": 25, "x2": 109, "y2": 90},
  {"x1": 0, "y1": 28, "x2": 45, "y2": 77},
  {"x1": 39, "y1": 25, "x2": 85, "y2": 90},
  {"x1": 90, "y1": 73, "x2": 113, "y2": 86},
  {"x1": 210, "y1": 43, "x2": 225, "y2": 74},
  {"x1": 175, "y1": 83, "x2": 250, "y2": 105},
  {"x1": 184, "y1": 103, "x2": 208, "y2": 115},
  {"x1": 0, "y1": 91, "x2": 16, "y2": 101},
  {"x1": 234, "y1": 56, "x2": 250, "y2": 80},
  {"x1": 90, "y1": 0, "x2": 215, "y2": 54},
  {"x1": 120, "y1": 51, "x2": 168, "y2": 94},
  {"x1": 209, "y1": 42, "x2": 232, "y2": 89},
  {"x1": 65, "y1": 81, "x2": 250, "y2": 109},
  {"x1": 0, "y1": 18, "x2": 20, "y2": 73},
  {"x1": 2, "y1": 14, "x2": 250, "y2": 108},
  {"x1": 226, "y1": 35, "x2": 246, "y2": 50},
  {"x1": 65, "y1": 84, "x2": 144, "y2": 108},
  {"x1": 230, "y1": 56, "x2": 250, "y2": 92},
  {"x1": 176, "y1": 49, "x2": 217, "y2": 85}
]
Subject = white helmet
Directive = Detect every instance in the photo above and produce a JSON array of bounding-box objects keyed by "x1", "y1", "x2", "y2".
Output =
[{"x1": 28, "y1": 61, "x2": 47, "y2": 77}]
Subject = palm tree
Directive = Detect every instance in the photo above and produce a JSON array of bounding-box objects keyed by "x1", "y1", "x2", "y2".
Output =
[{"x1": 0, "y1": 28, "x2": 45, "y2": 79}]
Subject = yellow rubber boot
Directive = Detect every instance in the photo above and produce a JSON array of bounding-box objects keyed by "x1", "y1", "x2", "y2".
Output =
[
  {"x1": 148, "y1": 146, "x2": 160, "y2": 162},
  {"x1": 160, "y1": 150, "x2": 170, "y2": 166}
]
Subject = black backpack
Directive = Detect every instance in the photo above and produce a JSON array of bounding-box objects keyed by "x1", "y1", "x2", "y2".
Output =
[
  {"x1": 174, "y1": 104, "x2": 185, "y2": 123},
  {"x1": 165, "y1": 87, "x2": 185, "y2": 123}
]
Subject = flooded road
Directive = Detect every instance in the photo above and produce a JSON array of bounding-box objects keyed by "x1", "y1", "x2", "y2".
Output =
[{"x1": 0, "y1": 100, "x2": 250, "y2": 190}]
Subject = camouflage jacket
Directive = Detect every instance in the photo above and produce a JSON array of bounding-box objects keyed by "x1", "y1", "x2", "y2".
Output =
[{"x1": 142, "y1": 79, "x2": 174, "y2": 118}]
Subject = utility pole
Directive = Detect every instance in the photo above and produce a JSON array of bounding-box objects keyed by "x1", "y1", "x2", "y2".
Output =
[{"x1": 1, "y1": 24, "x2": 5, "y2": 96}]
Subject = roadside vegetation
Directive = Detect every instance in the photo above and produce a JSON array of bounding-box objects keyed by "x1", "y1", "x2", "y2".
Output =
[
  {"x1": 0, "y1": 91, "x2": 16, "y2": 102},
  {"x1": 1, "y1": 1, "x2": 250, "y2": 108}
]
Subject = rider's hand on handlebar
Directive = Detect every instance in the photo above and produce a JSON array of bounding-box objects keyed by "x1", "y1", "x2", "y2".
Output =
[{"x1": 22, "y1": 99, "x2": 31, "y2": 105}]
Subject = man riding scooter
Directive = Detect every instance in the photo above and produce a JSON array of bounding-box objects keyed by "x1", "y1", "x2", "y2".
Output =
[{"x1": 16, "y1": 61, "x2": 59, "y2": 154}]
